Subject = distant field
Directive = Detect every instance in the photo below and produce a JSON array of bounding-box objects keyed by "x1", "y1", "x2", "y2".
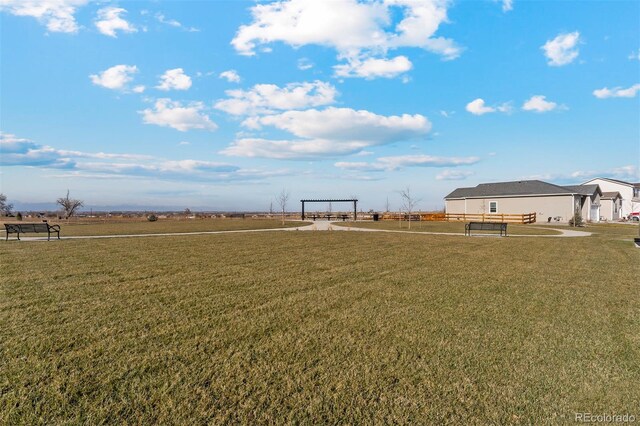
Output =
[
  {"x1": 335, "y1": 220, "x2": 563, "y2": 235},
  {"x1": 1, "y1": 218, "x2": 306, "y2": 237},
  {"x1": 1, "y1": 225, "x2": 638, "y2": 423}
]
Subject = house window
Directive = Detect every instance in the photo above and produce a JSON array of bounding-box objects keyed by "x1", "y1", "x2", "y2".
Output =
[{"x1": 489, "y1": 201, "x2": 497, "y2": 213}]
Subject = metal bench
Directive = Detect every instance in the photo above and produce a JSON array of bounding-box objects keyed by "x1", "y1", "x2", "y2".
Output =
[
  {"x1": 464, "y1": 221, "x2": 507, "y2": 237},
  {"x1": 4, "y1": 223, "x2": 61, "y2": 241}
]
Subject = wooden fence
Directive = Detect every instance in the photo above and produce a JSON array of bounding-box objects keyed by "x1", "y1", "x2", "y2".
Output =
[
  {"x1": 381, "y1": 212, "x2": 536, "y2": 224},
  {"x1": 444, "y1": 212, "x2": 537, "y2": 224}
]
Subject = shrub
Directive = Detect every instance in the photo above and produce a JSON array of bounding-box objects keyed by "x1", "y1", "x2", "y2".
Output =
[
  {"x1": 569, "y1": 211, "x2": 583, "y2": 227},
  {"x1": 16, "y1": 212, "x2": 22, "y2": 221},
  {"x1": 147, "y1": 214, "x2": 158, "y2": 222}
]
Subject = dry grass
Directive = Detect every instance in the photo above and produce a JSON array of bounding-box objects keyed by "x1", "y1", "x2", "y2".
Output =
[
  {"x1": 1, "y1": 218, "x2": 305, "y2": 237},
  {"x1": 1, "y1": 225, "x2": 638, "y2": 423}
]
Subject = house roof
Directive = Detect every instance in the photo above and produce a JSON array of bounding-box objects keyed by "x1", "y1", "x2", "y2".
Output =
[
  {"x1": 583, "y1": 177, "x2": 637, "y2": 188},
  {"x1": 601, "y1": 191, "x2": 621, "y2": 200},
  {"x1": 563, "y1": 184, "x2": 602, "y2": 196},
  {"x1": 445, "y1": 180, "x2": 602, "y2": 199}
]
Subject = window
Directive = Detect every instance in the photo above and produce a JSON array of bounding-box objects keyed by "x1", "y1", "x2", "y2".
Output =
[{"x1": 490, "y1": 201, "x2": 497, "y2": 213}]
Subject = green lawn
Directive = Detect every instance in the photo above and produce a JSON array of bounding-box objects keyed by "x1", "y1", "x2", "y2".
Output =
[
  {"x1": 1, "y1": 218, "x2": 306, "y2": 237},
  {"x1": 336, "y1": 220, "x2": 563, "y2": 235},
  {"x1": 1, "y1": 226, "x2": 638, "y2": 423}
]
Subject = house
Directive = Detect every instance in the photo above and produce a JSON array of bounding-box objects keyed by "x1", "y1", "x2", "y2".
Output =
[
  {"x1": 599, "y1": 192, "x2": 622, "y2": 221},
  {"x1": 444, "y1": 180, "x2": 602, "y2": 223},
  {"x1": 581, "y1": 177, "x2": 640, "y2": 218}
]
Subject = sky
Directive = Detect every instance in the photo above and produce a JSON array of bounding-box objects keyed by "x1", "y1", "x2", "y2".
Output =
[{"x1": 1, "y1": 0, "x2": 639, "y2": 212}]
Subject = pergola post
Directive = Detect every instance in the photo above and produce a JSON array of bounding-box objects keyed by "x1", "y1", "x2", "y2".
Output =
[
  {"x1": 354, "y1": 200, "x2": 357, "y2": 221},
  {"x1": 301, "y1": 201, "x2": 305, "y2": 220}
]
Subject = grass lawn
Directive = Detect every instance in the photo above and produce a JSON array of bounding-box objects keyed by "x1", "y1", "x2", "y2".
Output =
[
  {"x1": 336, "y1": 220, "x2": 563, "y2": 236},
  {"x1": 1, "y1": 226, "x2": 639, "y2": 423},
  {"x1": 1, "y1": 218, "x2": 306, "y2": 237}
]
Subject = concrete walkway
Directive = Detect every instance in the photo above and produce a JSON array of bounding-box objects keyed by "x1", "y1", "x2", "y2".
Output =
[
  {"x1": 296, "y1": 221, "x2": 592, "y2": 237},
  {"x1": 2, "y1": 220, "x2": 591, "y2": 242}
]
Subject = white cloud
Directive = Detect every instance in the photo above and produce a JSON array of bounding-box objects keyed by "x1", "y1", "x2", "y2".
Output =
[
  {"x1": 528, "y1": 165, "x2": 639, "y2": 184},
  {"x1": 334, "y1": 55, "x2": 412, "y2": 79},
  {"x1": 466, "y1": 98, "x2": 494, "y2": 115},
  {"x1": 593, "y1": 84, "x2": 640, "y2": 99},
  {"x1": 542, "y1": 31, "x2": 580, "y2": 66},
  {"x1": 140, "y1": 99, "x2": 217, "y2": 132},
  {"x1": 245, "y1": 107, "x2": 429, "y2": 141},
  {"x1": 156, "y1": 68, "x2": 192, "y2": 91},
  {"x1": 132, "y1": 85, "x2": 145, "y2": 94},
  {"x1": 0, "y1": 132, "x2": 291, "y2": 183},
  {"x1": 610, "y1": 165, "x2": 639, "y2": 180},
  {"x1": 629, "y1": 49, "x2": 640, "y2": 61},
  {"x1": 231, "y1": 0, "x2": 461, "y2": 79},
  {"x1": 154, "y1": 12, "x2": 199, "y2": 32},
  {"x1": 465, "y1": 98, "x2": 511, "y2": 115},
  {"x1": 222, "y1": 107, "x2": 431, "y2": 159},
  {"x1": 0, "y1": 132, "x2": 39, "y2": 154},
  {"x1": 0, "y1": 0, "x2": 88, "y2": 33},
  {"x1": 335, "y1": 155, "x2": 479, "y2": 172},
  {"x1": 95, "y1": 7, "x2": 137, "y2": 37},
  {"x1": 220, "y1": 138, "x2": 370, "y2": 159},
  {"x1": 501, "y1": 0, "x2": 513, "y2": 12},
  {"x1": 219, "y1": 70, "x2": 241, "y2": 83},
  {"x1": 522, "y1": 95, "x2": 560, "y2": 112},
  {"x1": 297, "y1": 58, "x2": 314, "y2": 70},
  {"x1": 90, "y1": 65, "x2": 139, "y2": 91},
  {"x1": 0, "y1": 132, "x2": 150, "y2": 168},
  {"x1": 215, "y1": 81, "x2": 338, "y2": 116},
  {"x1": 436, "y1": 169, "x2": 474, "y2": 180}
]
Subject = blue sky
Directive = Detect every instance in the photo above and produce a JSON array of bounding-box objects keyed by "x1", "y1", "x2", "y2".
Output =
[{"x1": 1, "y1": 0, "x2": 639, "y2": 211}]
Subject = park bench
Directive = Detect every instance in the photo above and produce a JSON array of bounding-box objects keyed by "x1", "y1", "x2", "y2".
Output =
[
  {"x1": 464, "y1": 221, "x2": 507, "y2": 237},
  {"x1": 4, "y1": 223, "x2": 61, "y2": 241}
]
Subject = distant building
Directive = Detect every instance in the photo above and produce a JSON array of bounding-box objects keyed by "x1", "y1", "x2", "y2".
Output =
[
  {"x1": 581, "y1": 177, "x2": 640, "y2": 218},
  {"x1": 444, "y1": 180, "x2": 602, "y2": 223}
]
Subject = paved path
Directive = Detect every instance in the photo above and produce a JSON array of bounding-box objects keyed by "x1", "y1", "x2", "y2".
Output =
[
  {"x1": 296, "y1": 221, "x2": 592, "y2": 237},
  {"x1": 2, "y1": 220, "x2": 591, "y2": 242}
]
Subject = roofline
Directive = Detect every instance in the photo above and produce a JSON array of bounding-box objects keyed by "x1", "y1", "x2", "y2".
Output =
[
  {"x1": 445, "y1": 192, "x2": 584, "y2": 200},
  {"x1": 582, "y1": 177, "x2": 634, "y2": 187}
]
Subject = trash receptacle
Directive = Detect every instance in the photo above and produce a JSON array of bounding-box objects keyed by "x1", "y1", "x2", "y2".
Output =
[{"x1": 372, "y1": 213, "x2": 379, "y2": 221}]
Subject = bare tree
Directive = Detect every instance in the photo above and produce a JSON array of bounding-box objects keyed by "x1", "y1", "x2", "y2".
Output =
[
  {"x1": 399, "y1": 186, "x2": 421, "y2": 230},
  {"x1": 385, "y1": 197, "x2": 390, "y2": 213},
  {"x1": 276, "y1": 189, "x2": 290, "y2": 225},
  {"x1": 0, "y1": 193, "x2": 13, "y2": 216},
  {"x1": 57, "y1": 190, "x2": 84, "y2": 219}
]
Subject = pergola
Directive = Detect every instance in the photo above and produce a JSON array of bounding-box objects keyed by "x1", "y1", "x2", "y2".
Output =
[{"x1": 300, "y1": 199, "x2": 358, "y2": 220}]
